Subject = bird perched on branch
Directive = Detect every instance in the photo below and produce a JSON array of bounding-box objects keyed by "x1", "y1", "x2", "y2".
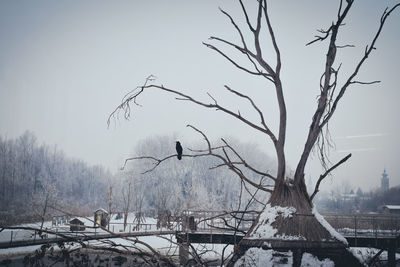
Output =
[{"x1": 176, "y1": 141, "x2": 183, "y2": 160}]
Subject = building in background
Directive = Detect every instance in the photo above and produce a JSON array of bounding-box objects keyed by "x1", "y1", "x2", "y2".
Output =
[
  {"x1": 378, "y1": 205, "x2": 400, "y2": 215},
  {"x1": 381, "y1": 169, "x2": 389, "y2": 191}
]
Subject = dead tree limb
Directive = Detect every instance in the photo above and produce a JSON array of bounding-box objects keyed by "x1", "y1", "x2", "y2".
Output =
[
  {"x1": 120, "y1": 124, "x2": 274, "y2": 192},
  {"x1": 295, "y1": 1, "x2": 399, "y2": 187},
  {"x1": 310, "y1": 153, "x2": 352, "y2": 201}
]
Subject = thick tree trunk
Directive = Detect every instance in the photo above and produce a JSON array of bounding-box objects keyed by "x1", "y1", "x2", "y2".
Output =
[
  {"x1": 269, "y1": 178, "x2": 310, "y2": 209},
  {"x1": 233, "y1": 178, "x2": 347, "y2": 266},
  {"x1": 245, "y1": 179, "x2": 342, "y2": 243}
]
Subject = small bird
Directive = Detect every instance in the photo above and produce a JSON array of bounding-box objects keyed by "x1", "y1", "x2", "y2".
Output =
[{"x1": 176, "y1": 141, "x2": 183, "y2": 160}]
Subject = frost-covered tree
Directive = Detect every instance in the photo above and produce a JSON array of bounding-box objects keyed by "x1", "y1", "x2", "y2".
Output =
[
  {"x1": 31, "y1": 182, "x2": 59, "y2": 236},
  {"x1": 0, "y1": 132, "x2": 111, "y2": 224},
  {"x1": 121, "y1": 135, "x2": 274, "y2": 213}
]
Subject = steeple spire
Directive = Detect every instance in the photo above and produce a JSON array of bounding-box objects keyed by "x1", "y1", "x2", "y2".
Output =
[{"x1": 381, "y1": 168, "x2": 389, "y2": 191}]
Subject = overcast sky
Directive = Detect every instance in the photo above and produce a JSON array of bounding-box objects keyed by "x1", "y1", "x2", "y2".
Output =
[{"x1": 0, "y1": 0, "x2": 399, "y2": 192}]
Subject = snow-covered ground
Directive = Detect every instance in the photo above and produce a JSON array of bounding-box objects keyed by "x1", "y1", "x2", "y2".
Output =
[
  {"x1": 1, "y1": 212, "x2": 399, "y2": 266},
  {"x1": 0, "y1": 213, "x2": 232, "y2": 264},
  {"x1": 0, "y1": 213, "x2": 175, "y2": 244}
]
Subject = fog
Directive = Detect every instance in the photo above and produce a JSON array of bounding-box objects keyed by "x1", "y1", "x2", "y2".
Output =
[{"x1": 1, "y1": 0, "x2": 399, "y2": 191}]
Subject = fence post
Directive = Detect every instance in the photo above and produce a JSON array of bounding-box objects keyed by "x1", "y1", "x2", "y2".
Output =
[
  {"x1": 10, "y1": 231, "x2": 13, "y2": 244},
  {"x1": 354, "y1": 216, "x2": 357, "y2": 247},
  {"x1": 373, "y1": 216, "x2": 377, "y2": 246},
  {"x1": 335, "y1": 215, "x2": 338, "y2": 230}
]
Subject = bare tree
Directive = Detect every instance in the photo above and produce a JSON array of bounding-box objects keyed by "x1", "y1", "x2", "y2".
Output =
[
  {"x1": 109, "y1": 0, "x2": 399, "y2": 264},
  {"x1": 106, "y1": 182, "x2": 117, "y2": 230},
  {"x1": 31, "y1": 183, "x2": 58, "y2": 238},
  {"x1": 121, "y1": 178, "x2": 132, "y2": 231},
  {"x1": 132, "y1": 178, "x2": 146, "y2": 225},
  {"x1": 107, "y1": 183, "x2": 113, "y2": 217}
]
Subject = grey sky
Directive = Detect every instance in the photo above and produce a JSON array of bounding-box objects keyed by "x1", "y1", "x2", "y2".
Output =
[{"x1": 0, "y1": 0, "x2": 399, "y2": 192}]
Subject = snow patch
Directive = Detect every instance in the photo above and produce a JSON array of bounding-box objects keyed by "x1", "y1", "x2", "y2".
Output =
[
  {"x1": 263, "y1": 242, "x2": 272, "y2": 248},
  {"x1": 275, "y1": 234, "x2": 306, "y2": 241},
  {"x1": 235, "y1": 249, "x2": 335, "y2": 267},
  {"x1": 301, "y1": 252, "x2": 334, "y2": 267},
  {"x1": 312, "y1": 207, "x2": 348, "y2": 245},
  {"x1": 348, "y1": 247, "x2": 400, "y2": 266},
  {"x1": 249, "y1": 204, "x2": 296, "y2": 239},
  {"x1": 234, "y1": 248, "x2": 292, "y2": 267}
]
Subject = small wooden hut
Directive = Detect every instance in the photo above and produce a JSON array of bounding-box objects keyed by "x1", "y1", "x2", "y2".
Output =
[
  {"x1": 94, "y1": 208, "x2": 109, "y2": 227},
  {"x1": 69, "y1": 218, "x2": 85, "y2": 231}
]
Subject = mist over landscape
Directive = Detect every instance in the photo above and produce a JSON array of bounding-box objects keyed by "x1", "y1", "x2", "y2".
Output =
[{"x1": 0, "y1": 1, "x2": 400, "y2": 266}]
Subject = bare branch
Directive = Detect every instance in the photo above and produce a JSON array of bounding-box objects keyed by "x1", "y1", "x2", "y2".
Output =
[
  {"x1": 107, "y1": 75, "x2": 156, "y2": 127},
  {"x1": 306, "y1": 24, "x2": 334, "y2": 46},
  {"x1": 204, "y1": 1, "x2": 287, "y2": 181},
  {"x1": 238, "y1": 0, "x2": 255, "y2": 33},
  {"x1": 262, "y1": 0, "x2": 282, "y2": 74},
  {"x1": 220, "y1": 137, "x2": 276, "y2": 181},
  {"x1": 320, "y1": 3, "x2": 400, "y2": 128},
  {"x1": 208, "y1": 36, "x2": 274, "y2": 82},
  {"x1": 121, "y1": 154, "x2": 176, "y2": 173},
  {"x1": 207, "y1": 92, "x2": 218, "y2": 104},
  {"x1": 187, "y1": 124, "x2": 212, "y2": 153},
  {"x1": 219, "y1": 6, "x2": 250, "y2": 49},
  {"x1": 119, "y1": 125, "x2": 272, "y2": 192},
  {"x1": 203, "y1": 42, "x2": 262, "y2": 76},
  {"x1": 310, "y1": 153, "x2": 352, "y2": 200},
  {"x1": 224, "y1": 85, "x2": 277, "y2": 144},
  {"x1": 336, "y1": 44, "x2": 355, "y2": 48},
  {"x1": 350, "y1": 80, "x2": 381, "y2": 85},
  {"x1": 295, "y1": 0, "x2": 354, "y2": 183},
  {"x1": 109, "y1": 79, "x2": 273, "y2": 138}
]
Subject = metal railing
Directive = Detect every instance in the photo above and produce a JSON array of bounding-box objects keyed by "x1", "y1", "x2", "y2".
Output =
[
  {"x1": 323, "y1": 213, "x2": 400, "y2": 238},
  {"x1": 181, "y1": 210, "x2": 400, "y2": 239}
]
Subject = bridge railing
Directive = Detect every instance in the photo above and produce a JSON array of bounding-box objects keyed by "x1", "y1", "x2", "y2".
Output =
[
  {"x1": 323, "y1": 213, "x2": 400, "y2": 238},
  {"x1": 181, "y1": 210, "x2": 400, "y2": 238},
  {"x1": 181, "y1": 210, "x2": 256, "y2": 234}
]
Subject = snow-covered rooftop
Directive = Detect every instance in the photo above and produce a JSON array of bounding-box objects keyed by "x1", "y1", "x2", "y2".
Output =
[{"x1": 381, "y1": 205, "x2": 400, "y2": 210}]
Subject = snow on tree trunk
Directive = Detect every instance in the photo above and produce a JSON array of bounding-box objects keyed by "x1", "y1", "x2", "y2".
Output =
[{"x1": 241, "y1": 180, "x2": 346, "y2": 248}]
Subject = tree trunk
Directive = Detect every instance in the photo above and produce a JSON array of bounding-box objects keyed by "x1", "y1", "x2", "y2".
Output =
[
  {"x1": 269, "y1": 178, "x2": 310, "y2": 209},
  {"x1": 39, "y1": 193, "x2": 49, "y2": 236},
  {"x1": 237, "y1": 178, "x2": 347, "y2": 265}
]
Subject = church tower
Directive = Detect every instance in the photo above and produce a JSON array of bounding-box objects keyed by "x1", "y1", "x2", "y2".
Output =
[{"x1": 381, "y1": 169, "x2": 389, "y2": 191}]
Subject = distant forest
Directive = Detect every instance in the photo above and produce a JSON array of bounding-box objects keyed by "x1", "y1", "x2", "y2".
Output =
[
  {"x1": 0, "y1": 132, "x2": 276, "y2": 225},
  {"x1": 0, "y1": 131, "x2": 111, "y2": 225},
  {"x1": 121, "y1": 135, "x2": 276, "y2": 214},
  {"x1": 3, "y1": 132, "x2": 395, "y2": 226}
]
